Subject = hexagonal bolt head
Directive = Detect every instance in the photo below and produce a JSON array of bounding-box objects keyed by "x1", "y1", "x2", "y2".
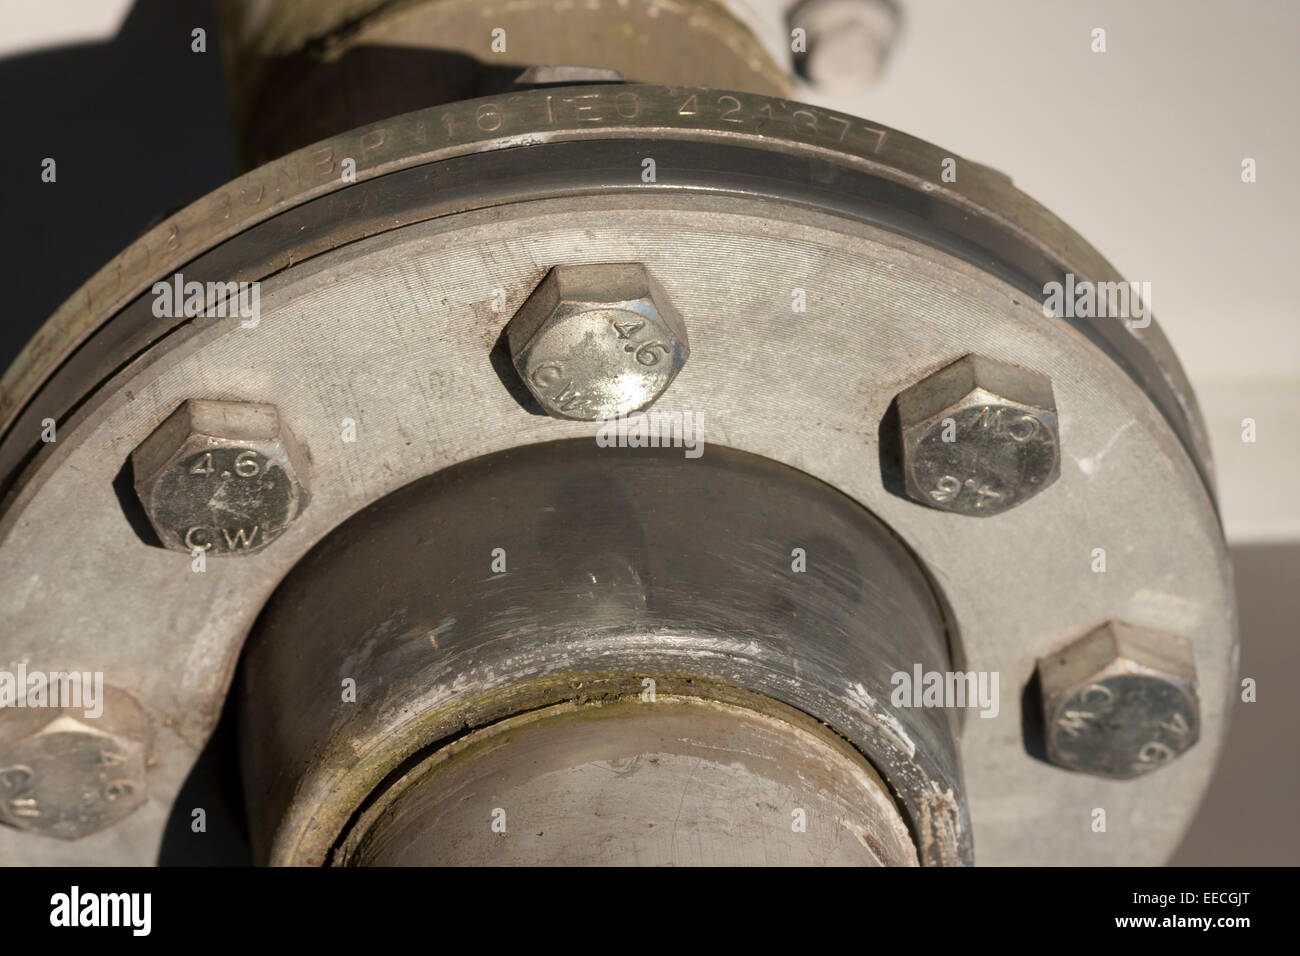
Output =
[
  {"x1": 1036, "y1": 621, "x2": 1200, "y2": 779},
  {"x1": 131, "y1": 399, "x2": 310, "y2": 555},
  {"x1": 506, "y1": 263, "x2": 690, "y2": 421},
  {"x1": 895, "y1": 354, "x2": 1060, "y2": 516},
  {"x1": 0, "y1": 686, "x2": 152, "y2": 840}
]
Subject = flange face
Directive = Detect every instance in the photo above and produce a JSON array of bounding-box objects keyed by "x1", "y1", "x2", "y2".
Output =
[
  {"x1": 0, "y1": 87, "x2": 1234, "y2": 865},
  {"x1": 0, "y1": 86, "x2": 1212, "y2": 500}
]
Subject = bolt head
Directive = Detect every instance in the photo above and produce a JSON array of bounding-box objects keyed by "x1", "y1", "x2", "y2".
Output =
[
  {"x1": 132, "y1": 400, "x2": 310, "y2": 556},
  {"x1": 896, "y1": 354, "x2": 1060, "y2": 516},
  {"x1": 1037, "y1": 621, "x2": 1200, "y2": 779},
  {"x1": 506, "y1": 264, "x2": 690, "y2": 421},
  {"x1": 0, "y1": 689, "x2": 151, "y2": 840}
]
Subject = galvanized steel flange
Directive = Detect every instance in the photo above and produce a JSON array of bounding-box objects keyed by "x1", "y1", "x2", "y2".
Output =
[{"x1": 0, "y1": 84, "x2": 1234, "y2": 866}]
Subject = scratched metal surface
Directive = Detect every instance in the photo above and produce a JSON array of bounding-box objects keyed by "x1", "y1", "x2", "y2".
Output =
[
  {"x1": 0, "y1": 185, "x2": 1233, "y2": 863},
  {"x1": 238, "y1": 441, "x2": 964, "y2": 865},
  {"x1": 0, "y1": 86, "x2": 1213, "y2": 503},
  {"x1": 334, "y1": 696, "x2": 920, "y2": 866}
]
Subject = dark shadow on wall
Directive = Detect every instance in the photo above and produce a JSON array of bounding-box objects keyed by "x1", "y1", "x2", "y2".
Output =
[
  {"x1": 1171, "y1": 542, "x2": 1300, "y2": 865},
  {"x1": 0, "y1": 0, "x2": 236, "y2": 375}
]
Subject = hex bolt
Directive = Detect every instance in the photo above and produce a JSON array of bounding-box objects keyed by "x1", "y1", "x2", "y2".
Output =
[
  {"x1": 131, "y1": 399, "x2": 310, "y2": 556},
  {"x1": 1036, "y1": 621, "x2": 1201, "y2": 779},
  {"x1": 0, "y1": 686, "x2": 152, "y2": 840},
  {"x1": 506, "y1": 263, "x2": 690, "y2": 421},
  {"x1": 788, "y1": 0, "x2": 901, "y2": 92},
  {"x1": 895, "y1": 354, "x2": 1060, "y2": 516}
]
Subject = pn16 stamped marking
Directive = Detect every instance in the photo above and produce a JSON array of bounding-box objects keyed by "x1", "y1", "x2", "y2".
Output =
[
  {"x1": 433, "y1": 88, "x2": 888, "y2": 155},
  {"x1": 0, "y1": 86, "x2": 919, "y2": 441}
]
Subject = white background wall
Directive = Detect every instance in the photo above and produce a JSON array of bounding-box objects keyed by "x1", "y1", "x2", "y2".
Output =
[{"x1": 759, "y1": 0, "x2": 1300, "y2": 543}]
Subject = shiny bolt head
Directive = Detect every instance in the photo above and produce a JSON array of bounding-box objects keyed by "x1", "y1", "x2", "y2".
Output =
[
  {"x1": 0, "y1": 687, "x2": 152, "y2": 840},
  {"x1": 132, "y1": 399, "x2": 310, "y2": 556},
  {"x1": 506, "y1": 263, "x2": 690, "y2": 421},
  {"x1": 1037, "y1": 621, "x2": 1200, "y2": 779},
  {"x1": 896, "y1": 354, "x2": 1060, "y2": 516}
]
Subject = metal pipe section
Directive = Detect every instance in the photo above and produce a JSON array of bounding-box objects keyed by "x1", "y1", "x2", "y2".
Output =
[
  {"x1": 216, "y1": 0, "x2": 794, "y2": 165},
  {"x1": 337, "y1": 694, "x2": 919, "y2": 866},
  {"x1": 238, "y1": 440, "x2": 967, "y2": 865}
]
